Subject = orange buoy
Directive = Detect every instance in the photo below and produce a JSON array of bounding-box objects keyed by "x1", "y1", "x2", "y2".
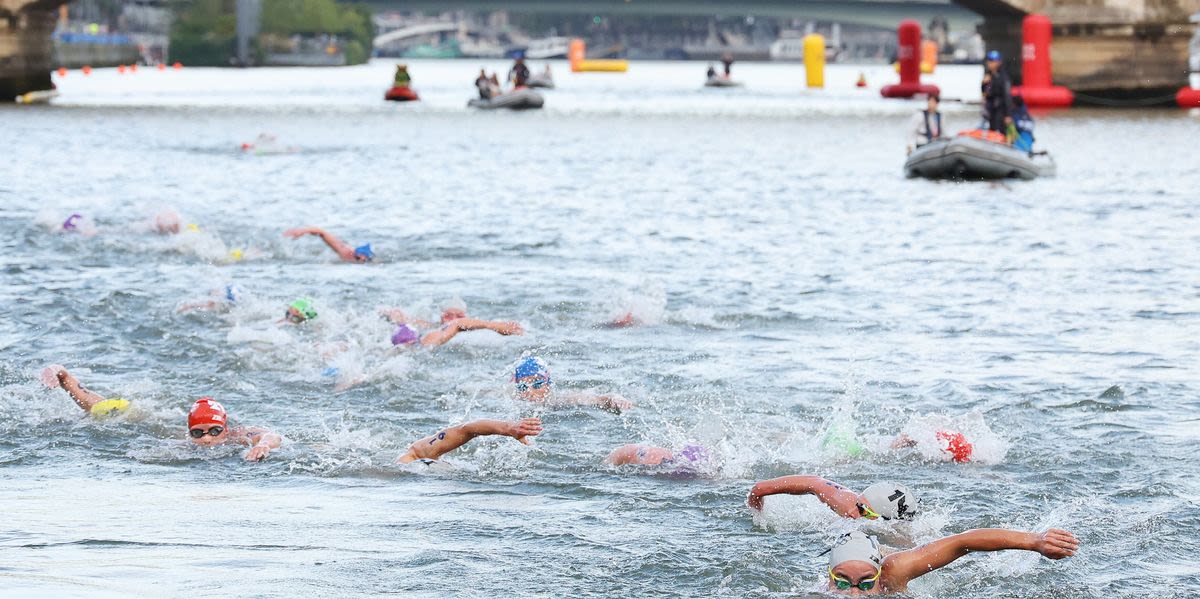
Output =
[
  {"x1": 129, "y1": 63, "x2": 138, "y2": 72},
  {"x1": 881, "y1": 20, "x2": 939, "y2": 98},
  {"x1": 56, "y1": 67, "x2": 67, "y2": 77},
  {"x1": 172, "y1": 62, "x2": 182, "y2": 70},
  {"x1": 855, "y1": 72, "x2": 867, "y2": 88},
  {"x1": 1011, "y1": 14, "x2": 1074, "y2": 108},
  {"x1": 82, "y1": 65, "x2": 92, "y2": 75},
  {"x1": 157, "y1": 63, "x2": 166, "y2": 71},
  {"x1": 117, "y1": 64, "x2": 126, "y2": 74},
  {"x1": 1178, "y1": 87, "x2": 1200, "y2": 108}
]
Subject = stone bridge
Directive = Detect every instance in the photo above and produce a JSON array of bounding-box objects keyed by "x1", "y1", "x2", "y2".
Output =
[{"x1": 1, "y1": 0, "x2": 59, "y2": 99}]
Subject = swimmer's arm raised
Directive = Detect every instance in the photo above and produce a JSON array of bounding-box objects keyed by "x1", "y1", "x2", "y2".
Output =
[
  {"x1": 746, "y1": 476, "x2": 860, "y2": 517},
  {"x1": 883, "y1": 528, "x2": 1079, "y2": 587},
  {"x1": 283, "y1": 226, "x2": 356, "y2": 261},
  {"x1": 419, "y1": 318, "x2": 524, "y2": 347},
  {"x1": 55, "y1": 369, "x2": 107, "y2": 413},
  {"x1": 399, "y1": 418, "x2": 542, "y2": 462}
]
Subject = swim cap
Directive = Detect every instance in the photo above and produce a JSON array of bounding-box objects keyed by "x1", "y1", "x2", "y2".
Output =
[
  {"x1": 678, "y1": 444, "x2": 710, "y2": 464},
  {"x1": 288, "y1": 298, "x2": 317, "y2": 321},
  {"x1": 986, "y1": 50, "x2": 1002, "y2": 61},
  {"x1": 353, "y1": 244, "x2": 375, "y2": 262},
  {"x1": 224, "y1": 284, "x2": 243, "y2": 304},
  {"x1": 391, "y1": 324, "x2": 419, "y2": 346},
  {"x1": 936, "y1": 430, "x2": 974, "y2": 463},
  {"x1": 62, "y1": 213, "x2": 83, "y2": 230},
  {"x1": 185, "y1": 223, "x2": 201, "y2": 233},
  {"x1": 513, "y1": 356, "x2": 551, "y2": 381},
  {"x1": 188, "y1": 397, "x2": 227, "y2": 428},
  {"x1": 828, "y1": 531, "x2": 883, "y2": 570},
  {"x1": 860, "y1": 482, "x2": 917, "y2": 520},
  {"x1": 90, "y1": 398, "x2": 130, "y2": 417}
]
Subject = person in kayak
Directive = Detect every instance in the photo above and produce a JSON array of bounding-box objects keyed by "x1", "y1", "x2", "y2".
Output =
[
  {"x1": 823, "y1": 528, "x2": 1077, "y2": 595},
  {"x1": 906, "y1": 93, "x2": 946, "y2": 155},
  {"x1": 283, "y1": 226, "x2": 375, "y2": 263},
  {"x1": 393, "y1": 64, "x2": 411, "y2": 87},
  {"x1": 721, "y1": 53, "x2": 734, "y2": 76},
  {"x1": 509, "y1": 56, "x2": 530, "y2": 88},
  {"x1": 510, "y1": 356, "x2": 634, "y2": 413},
  {"x1": 747, "y1": 476, "x2": 918, "y2": 520},
  {"x1": 981, "y1": 50, "x2": 1014, "y2": 136},
  {"x1": 396, "y1": 418, "x2": 542, "y2": 465},
  {"x1": 382, "y1": 304, "x2": 524, "y2": 348}
]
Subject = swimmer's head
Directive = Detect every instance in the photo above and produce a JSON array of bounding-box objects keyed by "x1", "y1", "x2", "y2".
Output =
[
  {"x1": 188, "y1": 397, "x2": 228, "y2": 446},
  {"x1": 353, "y1": 244, "x2": 375, "y2": 263},
  {"x1": 667, "y1": 443, "x2": 713, "y2": 478},
  {"x1": 936, "y1": 430, "x2": 973, "y2": 463},
  {"x1": 224, "y1": 284, "x2": 243, "y2": 304},
  {"x1": 391, "y1": 324, "x2": 419, "y2": 346},
  {"x1": 513, "y1": 356, "x2": 552, "y2": 401},
  {"x1": 285, "y1": 298, "x2": 317, "y2": 324},
  {"x1": 154, "y1": 209, "x2": 181, "y2": 234},
  {"x1": 678, "y1": 443, "x2": 710, "y2": 464},
  {"x1": 858, "y1": 482, "x2": 918, "y2": 521},
  {"x1": 62, "y1": 213, "x2": 83, "y2": 231},
  {"x1": 440, "y1": 298, "x2": 468, "y2": 323},
  {"x1": 827, "y1": 531, "x2": 883, "y2": 593}
]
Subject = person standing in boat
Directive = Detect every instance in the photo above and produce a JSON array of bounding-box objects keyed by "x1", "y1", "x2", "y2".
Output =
[
  {"x1": 906, "y1": 93, "x2": 946, "y2": 155},
  {"x1": 509, "y1": 55, "x2": 530, "y2": 88},
  {"x1": 721, "y1": 53, "x2": 734, "y2": 77},
  {"x1": 981, "y1": 50, "x2": 1014, "y2": 136},
  {"x1": 394, "y1": 64, "x2": 411, "y2": 87}
]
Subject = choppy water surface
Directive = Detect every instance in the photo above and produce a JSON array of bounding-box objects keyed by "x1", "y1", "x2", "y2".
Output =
[{"x1": 2, "y1": 60, "x2": 1199, "y2": 597}]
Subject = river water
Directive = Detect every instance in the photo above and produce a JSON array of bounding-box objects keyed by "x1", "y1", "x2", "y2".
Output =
[{"x1": 2, "y1": 59, "x2": 1198, "y2": 597}]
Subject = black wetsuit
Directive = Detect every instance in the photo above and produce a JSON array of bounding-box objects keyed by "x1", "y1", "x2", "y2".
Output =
[
  {"x1": 509, "y1": 62, "x2": 530, "y2": 87},
  {"x1": 982, "y1": 67, "x2": 1014, "y2": 132}
]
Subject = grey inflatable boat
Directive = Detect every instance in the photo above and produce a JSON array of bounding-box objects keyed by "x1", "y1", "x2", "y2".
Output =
[
  {"x1": 526, "y1": 74, "x2": 555, "y2": 89},
  {"x1": 704, "y1": 76, "x2": 742, "y2": 88},
  {"x1": 468, "y1": 88, "x2": 545, "y2": 110},
  {"x1": 904, "y1": 136, "x2": 1055, "y2": 180}
]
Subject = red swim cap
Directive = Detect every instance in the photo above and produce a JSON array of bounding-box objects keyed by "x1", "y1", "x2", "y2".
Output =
[
  {"x1": 936, "y1": 430, "x2": 973, "y2": 463},
  {"x1": 188, "y1": 397, "x2": 227, "y2": 428}
]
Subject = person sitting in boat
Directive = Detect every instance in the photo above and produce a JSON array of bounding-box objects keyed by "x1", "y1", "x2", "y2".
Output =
[
  {"x1": 906, "y1": 93, "x2": 946, "y2": 155},
  {"x1": 981, "y1": 50, "x2": 1014, "y2": 136},
  {"x1": 394, "y1": 64, "x2": 411, "y2": 87},
  {"x1": 706, "y1": 63, "x2": 717, "y2": 79},
  {"x1": 1010, "y1": 95, "x2": 1036, "y2": 152},
  {"x1": 721, "y1": 53, "x2": 734, "y2": 76},
  {"x1": 475, "y1": 68, "x2": 495, "y2": 99},
  {"x1": 509, "y1": 56, "x2": 530, "y2": 88}
]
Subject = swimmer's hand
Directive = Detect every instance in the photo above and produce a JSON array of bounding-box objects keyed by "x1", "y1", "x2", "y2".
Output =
[
  {"x1": 41, "y1": 364, "x2": 67, "y2": 388},
  {"x1": 1033, "y1": 529, "x2": 1079, "y2": 560},
  {"x1": 747, "y1": 491, "x2": 765, "y2": 511},
  {"x1": 506, "y1": 418, "x2": 543, "y2": 445},
  {"x1": 245, "y1": 443, "x2": 272, "y2": 462},
  {"x1": 493, "y1": 321, "x2": 524, "y2": 336},
  {"x1": 600, "y1": 394, "x2": 633, "y2": 413}
]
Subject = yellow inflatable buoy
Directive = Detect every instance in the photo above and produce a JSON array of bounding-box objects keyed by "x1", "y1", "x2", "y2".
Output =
[{"x1": 90, "y1": 398, "x2": 130, "y2": 417}]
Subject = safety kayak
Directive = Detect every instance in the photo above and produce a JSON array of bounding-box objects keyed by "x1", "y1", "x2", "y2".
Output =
[
  {"x1": 467, "y1": 88, "x2": 544, "y2": 110},
  {"x1": 704, "y1": 76, "x2": 742, "y2": 88},
  {"x1": 384, "y1": 85, "x2": 419, "y2": 102},
  {"x1": 904, "y1": 135, "x2": 1055, "y2": 180}
]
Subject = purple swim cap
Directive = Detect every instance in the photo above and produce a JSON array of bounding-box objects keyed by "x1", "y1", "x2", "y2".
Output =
[
  {"x1": 62, "y1": 213, "x2": 83, "y2": 230},
  {"x1": 678, "y1": 444, "x2": 710, "y2": 464},
  {"x1": 391, "y1": 324, "x2": 419, "y2": 346}
]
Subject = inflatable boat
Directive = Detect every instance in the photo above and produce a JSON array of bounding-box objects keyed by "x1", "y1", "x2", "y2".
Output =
[
  {"x1": 384, "y1": 86, "x2": 419, "y2": 102},
  {"x1": 904, "y1": 133, "x2": 1055, "y2": 180},
  {"x1": 704, "y1": 76, "x2": 742, "y2": 88},
  {"x1": 467, "y1": 88, "x2": 544, "y2": 110},
  {"x1": 526, "y1": 73, "x2": 555, "y2": 89}
]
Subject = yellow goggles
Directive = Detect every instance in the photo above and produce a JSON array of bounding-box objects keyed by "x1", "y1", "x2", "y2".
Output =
[
  {"x1": 829, "y1": 567, "x2": 880, "y2": 591},
  {"x1": 857, "y1": 502, "x2": 883, "y2": 520}
]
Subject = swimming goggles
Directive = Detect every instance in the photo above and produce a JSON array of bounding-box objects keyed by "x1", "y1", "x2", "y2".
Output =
[
  {"x1": 515, "y1": 378, "x2": 550, "y2": 392},
  {"x1": 857, "y1": 502, "x2": 884, "y2": 520},
  {"x1": 190, "y1": 426, "x2": 224, "y2": 438},
  {"x1": 829, "y1": 568, "x2": 880, "y2": 591},
  {"x1": 285, "y1": 310, "x2": 306, "y2": 324}
]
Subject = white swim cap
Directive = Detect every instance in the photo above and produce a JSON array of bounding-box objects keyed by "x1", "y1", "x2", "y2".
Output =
[
  {"x1": 828, "y1": 531, "x2": 882, "y2": 570},
  {"x1": 860, "y1": 482, "x2": 918, "y2": 520}
]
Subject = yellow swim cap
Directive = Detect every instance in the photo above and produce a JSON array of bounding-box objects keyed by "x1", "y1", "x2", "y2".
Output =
[
  {"x1": 185, "y1": 223, "x2": 201, "y2": 233},
  {"x1": 229, "y1": 248, "x2": 244, "y2": 261},
  {"x1": 90, "y1": 398, "x2": 130, "y2": 417}
]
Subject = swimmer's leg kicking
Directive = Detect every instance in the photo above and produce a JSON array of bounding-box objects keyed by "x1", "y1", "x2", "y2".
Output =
[{"x1": 396, "y1": 419, "x2": 542, "y2": 464}]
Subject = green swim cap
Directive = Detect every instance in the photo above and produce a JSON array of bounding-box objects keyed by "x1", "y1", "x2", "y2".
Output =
[{"x1": 288, "y1": 298, "x2": 317, "y2": 321}]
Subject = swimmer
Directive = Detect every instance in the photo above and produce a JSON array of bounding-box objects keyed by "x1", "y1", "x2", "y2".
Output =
[
  {"x1": 396, "y1": 418, "x2": 542, "y2": 465},
  {"x1": 178, "y1": 284, "x2": 244, "y2": 313},
  {"x1": 383, "y1": 305, "x2": 523, "y2": 348},
  {"x1": 606, "y1": 443, "x2": 711, "y2": 474},
  {"x1": 511, "y1": 356, "x2": 633, "y2": 413},
  {"x1": 153, "y1": 209, "x2": 181, "y2": 235},
  {"x1": 747, "y1": 476, "x2": 917, "y2": 521},
  {"x1": 281, "y1": 297, "x2": 318, "y2": 324},
  {"x1": 891, "y1": 430, "x2": 974, "y2": 463},
  {"x1": 187, "y1": 397, "x2": 282, "y2": 461},
  {"x1": 283, "y1": 226, "x2": 375, "y2": 263},
  {"x1": 823, "y1": 528, "x2": 1077, "y2": 595},
  {"x1": 41, "y1": 364, "x2": 130, "y2": 417},
  {"x1": 59, "y1": 213, "x2": 97, "y2": 236}
]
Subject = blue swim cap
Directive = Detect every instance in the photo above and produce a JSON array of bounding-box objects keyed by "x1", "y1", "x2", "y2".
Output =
[
  {"x1": 224, "y1": 284, "x2": 243, "y2": 304},
  {"x1": 986, "y1": 50, "x2": 1002, "y2": 61},
  {"x1": 513, "y1": 356, "x2": 550, "y2": 381},
  {"x1": 353, "y1": 244, "x2": 375, "y2": 262}
]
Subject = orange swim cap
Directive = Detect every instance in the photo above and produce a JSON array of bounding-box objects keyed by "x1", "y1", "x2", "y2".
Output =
[{"x1": 936, "y1": 430, "x2": 973, "y2": 463}]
